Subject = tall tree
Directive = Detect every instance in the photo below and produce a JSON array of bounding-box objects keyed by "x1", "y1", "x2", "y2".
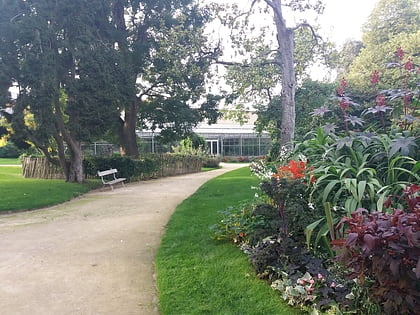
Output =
[
  {"x1": 216, "y1": 0, "x2": 326, "y2": 147},
  {"x1": 0, "y1": 0, "x2": 221, "y2": 181},
  {"x1": 0, "y1": 0, "x2": 124, "y2": 182},
  {"x1": 110, "y1": 0, "x2": 220, "y2": 157}
]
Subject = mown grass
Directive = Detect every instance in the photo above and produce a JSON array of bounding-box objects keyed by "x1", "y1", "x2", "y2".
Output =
[
  {"x1": 156, "y1": 167, "x2": 298, "y2": 315},
  {"x1": 0, "y1": 166, "x2": 101, "y2": 212},
  {"x1": 201, "y1": 166, "x2": 221, "y2": 172},
  {"x1": 0, "y1": 158, "x2": 21, "y2": 165}
]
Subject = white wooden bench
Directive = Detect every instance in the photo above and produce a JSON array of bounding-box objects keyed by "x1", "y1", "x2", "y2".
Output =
[{"x1": 97, "y1": 168, "x2": 126, "y2": 191}]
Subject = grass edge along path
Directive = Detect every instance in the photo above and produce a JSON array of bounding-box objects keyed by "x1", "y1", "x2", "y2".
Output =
[{"x1": 156, "y1": 167, "x2": 298, "y2": 315}]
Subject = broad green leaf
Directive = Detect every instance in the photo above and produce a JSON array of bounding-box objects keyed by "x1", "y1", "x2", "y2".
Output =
[
  {"x1": 314, "y1": 223, "x2": 329, "y2": 246},
  {"x1": 345, "y1": 197, "x2": 358, "y2": 215},
  {"x1": 324, "y1": 202, "x2": 335, "y2": 240},
  {"x1": 357, "y1": 180, "x2": 367, "y2": 203},
  {"x1": 322, "y1": 180, "x2": 340, "y2": 203},
  {"x1": 305, "y1": 218, "x2": 324, "y2": 249}
]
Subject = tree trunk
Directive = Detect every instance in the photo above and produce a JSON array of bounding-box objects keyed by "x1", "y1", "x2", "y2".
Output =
[
  {"x1": 67, "y1": 141, "x2": 84, "y2": 183},
  {"x1": 269, "y1": 0, "x2": 296, "y2": 147},
  {"x1": 119, "y1": 100, "x2": 139, "y2": 158},
  {"x1": 52, "y1": 130, "x2": 70, "y2": 180},
  {"x1": 53, "y1": 101, "x2": 85, "y2": 183}
]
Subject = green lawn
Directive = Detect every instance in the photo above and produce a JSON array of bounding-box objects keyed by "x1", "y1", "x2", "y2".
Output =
[
  {"x1": 0, "y1": 166, "x2": 100, "y2": 212},
  {"x1": 156, "y1": 167, "x2": 298, "y2": 315},
  {"x1": 0, "y1": 158, "x2": 21, "y2": 165}
]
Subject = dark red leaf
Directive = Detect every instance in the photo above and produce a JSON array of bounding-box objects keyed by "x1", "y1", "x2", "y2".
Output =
[
  {"x1": 390, "y1": 258, "x2": 400, "y2": 277},
  {"x1": 363, "y1": 234, "x2": 377, "y2": 251},
  {"x1": 346, "y1": 233, "x2": 359, "y2": 247}
]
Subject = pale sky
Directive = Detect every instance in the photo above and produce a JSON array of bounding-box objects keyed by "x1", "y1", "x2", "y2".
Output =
[
  {"x1": 320, "y1": 0, "x2": 378, "y2": 46},
  {"x1": 207, "y1": 0, "x2": 379, "y2": 47}
]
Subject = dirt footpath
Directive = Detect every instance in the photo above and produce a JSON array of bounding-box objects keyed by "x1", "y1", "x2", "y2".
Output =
[{"x1": 0, "y1": 163, "x2": 245, "y2": 315}]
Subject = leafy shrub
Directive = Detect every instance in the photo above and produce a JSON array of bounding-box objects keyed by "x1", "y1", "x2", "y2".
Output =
[
  {"x1": 248, "y1": 203, "x2": 282, "y2": 245},
  {"x1": 333, "y1": 202, "x2": 420, "y2": 315},
  {"x1": 210, "y1": 200, "x2": 266, "y2": 244},
  {"x1": 83, "y1": 155, "x2": 160, "y2": 180},
  {"x1": 261, "y1": 178, "x2": 315, "y2": 239},
  {"x1": 202, "y1": 156, "x2": 221, "y2": 168},
  {"x1": 0, "y1": 142, "x2": 22, "y2": 158},
  {"x1": 248, "y1": 236, "x2": 351, "y2": 313}
]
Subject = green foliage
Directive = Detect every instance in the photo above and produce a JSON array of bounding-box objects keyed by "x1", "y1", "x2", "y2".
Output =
[
  {"x1": 295, "y1": 128, "x2": 419, "y2": 215},
  {"x1": 0, "y1": 141, "x2": 22, "y2": 158},
  {"x1": 345, "y1": 278, "x2": 382, "y2": 315},
  {"x1": 83, "y1": 155, "x2": 160, "y2": 181},
  {"x1": 345, "y1": 0, "x2": 420, "y2": 93},
  {"x1": 171, "y1": 135, "x2": 205, "y2": 156},
  {"x1": 271, "y1": 271, "x2": 328, "y2": 311},
  {"x1": 210, "y1": 200, "x2": 267, "y2": 245},
  {"x1": 260, "y1": 177, "x2": 320, "y2": 242},
  {"x1": 294, "y1": 80, "x2": 336, "y2": 140},
  {"x1": 1, "y1": 0, "x2": 222, "y2": 168},
  {"x1": 201, "y1": 156, "x2": 221, "y2": 168},
  {"x1": 247, "y1": 236, "x2": 352, "y2": 314},
  {"x1": 362, "y1": 0, "x2": 420, "y2": 46}
]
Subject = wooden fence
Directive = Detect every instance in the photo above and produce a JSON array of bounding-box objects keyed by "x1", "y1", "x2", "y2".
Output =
[
  {"x1": 21, "y1": 155, "x2": 203, "y2": 180},
  {"x1": 22, "y1": 157, "x2": 65, "y2": 179},
  {"x1": 158, "y1": 155, "x2": 202, "y2": 177}
]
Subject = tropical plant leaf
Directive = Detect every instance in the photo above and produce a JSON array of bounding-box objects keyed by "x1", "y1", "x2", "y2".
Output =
[
  {"x1": 322, "y1": 180, "x2": 340, "y2": 203},
  {"x1": 305, "y1": 218, "x2": 324, "y2": 249},
  {"x1": 390, "y1": 136, "x2": 417, "y2": 156},
  {"x1": 357, "y1": 181, "x2": 367, "y2": 203}
]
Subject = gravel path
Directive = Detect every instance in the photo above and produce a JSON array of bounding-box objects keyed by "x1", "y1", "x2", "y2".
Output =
[{"x1": 0, "y1": 163, "x2": 245, "y2": 315}]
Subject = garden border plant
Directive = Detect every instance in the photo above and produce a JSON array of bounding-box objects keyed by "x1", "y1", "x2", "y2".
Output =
[{"x1": 211, "y1": 47, "x2": 419, "y2": 314}]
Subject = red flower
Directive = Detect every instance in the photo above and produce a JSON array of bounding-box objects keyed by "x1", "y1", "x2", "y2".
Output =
[
  {"x1": 336, "y1": 77, "x2": 347, "y2": 96},
  {"x1": 273, "y1": 160, "x2": 310, "y2": 181},
  {"x1": 371, "y1": 70, "x2": 380, "y2": 85},
  {"x1": 376, "y1": 94, "x2": 386, "y2": 107},
  {"x1": 396, "y1": 46, "x2": 404, "y2": 60},
  {"x1": 339, "y1": 99, "x2": 350, "y2": 111},
  {"x1": 405, "y1": 58, "x2": 414, "y2": 71}
]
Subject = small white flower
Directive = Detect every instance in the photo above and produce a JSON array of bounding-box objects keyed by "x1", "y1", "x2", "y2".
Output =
[
  {"x1": 308, "y1": 203, "x2": 315, "y2": 210},
  {"x1": 298, "y1": 154, "x2": 307, "y2": 163}
]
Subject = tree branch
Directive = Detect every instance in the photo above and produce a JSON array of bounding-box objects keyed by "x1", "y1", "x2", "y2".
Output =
[
  {"x1": 215, "y1": 59, "x2": 280, "y2": 67},
  {"x1": 292, "y1": 22, "x2": 323, "y2": 42}
]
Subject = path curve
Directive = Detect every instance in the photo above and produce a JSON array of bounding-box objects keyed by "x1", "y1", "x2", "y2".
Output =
[{"x1": 0, "y1": 163, "x2": 246, "y2": 315}]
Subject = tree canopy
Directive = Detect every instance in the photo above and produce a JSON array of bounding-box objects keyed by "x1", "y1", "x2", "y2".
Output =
[
  {"x1": 0, "y1": 0, "x2": 221, "y2": 182},
  {"x1": 345, "y1": 0, "x2": 420, "y2": 92},
  {"x1": 213, "y1": 0, "x2": 328, "y2": 148}
]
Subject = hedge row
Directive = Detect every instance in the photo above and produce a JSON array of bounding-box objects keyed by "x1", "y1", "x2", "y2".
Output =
[{"x1": 84, "y1": 154, "x2": 208, "y2": 181}]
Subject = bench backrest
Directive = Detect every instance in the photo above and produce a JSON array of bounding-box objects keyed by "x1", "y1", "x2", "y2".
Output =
[{"x1": 97, "y1": 168, "x2": 118, "y2": 177}]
